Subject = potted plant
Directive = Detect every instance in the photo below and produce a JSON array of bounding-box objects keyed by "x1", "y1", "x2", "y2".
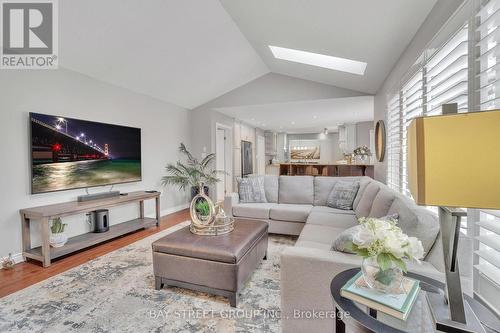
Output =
[
  {"x1": 195, "y1": 199, "x2": 212, "y2": 222},
  {"x1": 347, "y1": 217, "x2": 424, "y2": 293},
  {"x1": 161, "y1": 143, "x2": 221, "y2": 198},
  {"x1": 49, "y1": 217, "x2": 68, "y2": 248}
]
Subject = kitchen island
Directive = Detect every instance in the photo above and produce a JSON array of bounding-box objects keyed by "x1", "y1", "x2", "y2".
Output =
[{"x1": 278, "y1": 163, "x2": 374, "y2": 178}]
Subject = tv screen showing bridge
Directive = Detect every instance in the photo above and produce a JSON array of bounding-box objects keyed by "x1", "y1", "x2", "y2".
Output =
[{"x1": 30, "y1": 113, "x2": 141, "y2": 193}]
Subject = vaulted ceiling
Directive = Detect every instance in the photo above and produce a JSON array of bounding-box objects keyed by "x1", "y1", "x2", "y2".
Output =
[
  {"x1": 59, "y1": 0, "x2": 438, "y2": 109},
  {"x1": 59, "y1": 0, "x2": 268, "y2": 109},
  {"x1": 220, "y1": 0, "x2": 437, "y2": 95}
]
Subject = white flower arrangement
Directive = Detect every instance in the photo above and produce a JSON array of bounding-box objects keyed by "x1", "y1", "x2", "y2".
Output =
[{"x1": 347, "y1": 217, "x2": 424, "y2": 273}]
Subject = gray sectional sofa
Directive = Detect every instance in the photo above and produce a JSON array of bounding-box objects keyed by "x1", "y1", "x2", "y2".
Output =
[{"x1": 225, "y1": 175, "x2": 444, "y2": 333}]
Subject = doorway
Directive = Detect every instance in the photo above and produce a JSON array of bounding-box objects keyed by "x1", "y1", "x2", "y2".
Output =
[{"x1": 215, "y1": 124, "x2": 232, "y2": 202}]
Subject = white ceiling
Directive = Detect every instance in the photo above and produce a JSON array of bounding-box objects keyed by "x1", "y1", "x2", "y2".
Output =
[
  {"x1": 59, "y1": 0, "x2": 268, "y2": 109},
  {"x1": 220, "y1": 0, "x2": 437, "y2": 94},
  {"x1": 57, "y1": 0, "x2": 438, "y2": 111},
  {"x1": 215, "y1": 96, "x2": 374, "y2": 133}
]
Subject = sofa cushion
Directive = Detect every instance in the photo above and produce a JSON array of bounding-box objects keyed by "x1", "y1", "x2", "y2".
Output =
[
  {"x1": 294, "y1": 240, "x2": 332, "y2": 251},
  {"x1": 249, "y1": 175, "x2": 279, "y2": 203},
  {"x1": 353, "y1": 177, "x2": 373, "y2": 210},
  {"x1": 313, "y1": 176, "x2": 361, "y2": 206},
  {"x1": 237, "y1": 177, "x2": 267, "y2": 203},
  {"x1": 368, "y1": 189, "x2": 396, "y2": 218},
  {"x1": 326, "y1": 180, "x2": 360, "y2": 210},
  {"x1": 279, "y1": 176, "x2": 314, "y2": 204},
  {"x1": 297, "y1": 224, "x2": 345, "y2": 246},
  {"x1": 311, "y1": 206, "x2": 355, "y2": 215},
  {"x1": 306, "y1": 212, "x2": 358, "y2": 228},
  {"x1": 270, "y1": 204, "x2": 312, "y2": 222},
  {"x1": 232, "y1": 203, "x2": 277, "y2": 219},
  {"x1": 354, "y1": 182, "x2": 381, "y2": 217},
  {"x1": 263, "y1": 175, "x2": 279, "y2": 203},
  {"x1": 331, "y1": 213, "x2": 399, "y2": 253},
  {"x1": 331, "y1": 225, "x2": 360, "y2": 253},
  {"x1": 387, "y1": 196, "x2": 440, "y2": 255}
]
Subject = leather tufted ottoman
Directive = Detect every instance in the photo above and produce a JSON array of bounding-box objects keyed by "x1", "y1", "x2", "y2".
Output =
[{"x1": 152, "y1": 219, "x2": 268, "y2": 307}]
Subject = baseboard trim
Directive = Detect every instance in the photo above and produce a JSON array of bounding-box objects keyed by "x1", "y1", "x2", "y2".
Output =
[
  {"x1": 1, "y1": 252, "x2": 25, "y2": 268},
  {"x1": 161, "y1": 203, "x2": 189, "y2": 217},
  {"x1": 2, "y1": 204, "x2": 189, "y2": 269}
]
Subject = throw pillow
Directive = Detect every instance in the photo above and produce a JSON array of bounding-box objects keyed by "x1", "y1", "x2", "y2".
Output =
[
  {"x1": 237, "y1": 176, "x2": 267, "y2": 203},
  {"x1": 331, "y1": 214, "x2": 399, "y2": 253},
  {"x1": 326, "y1": 181, "x2": 360, "y2": 210}
]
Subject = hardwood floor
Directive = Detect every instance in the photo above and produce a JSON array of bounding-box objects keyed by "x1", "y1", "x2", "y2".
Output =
[{"x1": 0, "y1": 209, "x2": 190, "y2": 299}]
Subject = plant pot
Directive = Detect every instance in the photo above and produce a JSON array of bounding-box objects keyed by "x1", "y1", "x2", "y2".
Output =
[
  {"x1": 191, "y1": 186, "x2": 209, "y2": 199},
  {"x1": 49, "y1": 233, "x2": 68, "y2": 248},
  {"x1": 361, "y1": 257, "x2": 403, "y2": 294}
]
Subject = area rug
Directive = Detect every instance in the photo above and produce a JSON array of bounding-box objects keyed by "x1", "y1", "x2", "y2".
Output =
[{"x1": 0, "y1": 221, "x2": 296, "y2": 333}]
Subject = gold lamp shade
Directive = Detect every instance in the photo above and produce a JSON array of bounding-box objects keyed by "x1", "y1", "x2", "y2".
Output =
[{"x1": 407, "y1": 109, "x2": 500, "y2": 209}]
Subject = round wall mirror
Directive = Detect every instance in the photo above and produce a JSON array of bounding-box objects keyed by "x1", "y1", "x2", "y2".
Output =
[{"x1": 375, "y1": 120, "x2": 386, "y2": 162}]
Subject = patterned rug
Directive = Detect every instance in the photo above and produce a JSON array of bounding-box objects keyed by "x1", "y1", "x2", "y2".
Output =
[{"x1": 0, "y1": 221, "x2": 296, "y2": 333}]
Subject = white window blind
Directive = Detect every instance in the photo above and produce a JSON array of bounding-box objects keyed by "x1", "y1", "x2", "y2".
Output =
[
  {"x1": 385, "y1": 0, "x2": 500, "y2": 316},
  {"x1": 400, "y1": 71, "x2": 423, "y2": 197},
  {"x1": 473, "y1": 210, "x2": 500, "y2": 314},
  {"x1": 386, "y1": 24, "x2": 468, "y2": 196},
  {"x1": 386, "y1": 94, "x2": 401, "y2": 192},
  {"x1": 473, "y1": 0, "x2": 500, "y2": 315},
  {"x1": 425, "y1": 25, "x2": 469, "y2": 115},
  {"x1": 477, "y1": 0, "x2": 500, "y2": 109}
]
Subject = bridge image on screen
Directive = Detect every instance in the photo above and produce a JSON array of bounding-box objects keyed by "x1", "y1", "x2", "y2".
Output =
[{"x1": 30, "y1": 113, "x2": 141, "y2": 194}]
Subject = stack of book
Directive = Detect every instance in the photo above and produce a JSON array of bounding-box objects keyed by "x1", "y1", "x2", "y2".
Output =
[{"x1": 340, "y1": 272, "x2": 420, "y2": 320}]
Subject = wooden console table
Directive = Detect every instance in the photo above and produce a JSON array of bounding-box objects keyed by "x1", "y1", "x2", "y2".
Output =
[{"x1": 19, "y1": 191, "x2": 160, "y2": 267}]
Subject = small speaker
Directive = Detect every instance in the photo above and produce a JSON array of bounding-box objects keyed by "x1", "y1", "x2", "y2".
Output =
[{"x1": 88, "y1": 209, "x2": 110, "y2": 233}]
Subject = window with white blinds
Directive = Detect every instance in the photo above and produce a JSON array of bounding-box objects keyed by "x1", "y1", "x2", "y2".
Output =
[
  {"x1": 385, "y1": 0, "x2": 500, "y2": 316},
  {"x1": 386, "y1": 95, "x2": 401, "y2": 192},
  {"x1": 425, "y1": 24, "x2": 469, "y2": 115},
  {"x1": 386, "y1": 24, "x2": 468, "y2": 196},
  {"x1": 473, "y1": 0, "x2": 500, "y2": 315},
  {"x1": 473, "y1": 210, "x2": 500, "y2": 313},
  {"x1": 400, "y1": 71, "x2": 423, "y2": 197},
  {"x1": 477, "y1": 0, "x2": 500, "y2": 110}
]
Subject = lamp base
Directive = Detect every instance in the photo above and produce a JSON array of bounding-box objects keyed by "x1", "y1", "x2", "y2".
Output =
[{"x1": 426, "y1": 292, "x2": 485, "y2": 333}]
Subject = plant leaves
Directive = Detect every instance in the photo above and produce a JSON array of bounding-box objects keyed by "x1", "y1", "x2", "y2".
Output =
[
  {"x1": 377, "y1": 253, "x2": 392, "y2": 271},
  {"x1": 388, "y1": 254, "x2": 408, "y2": 273}
]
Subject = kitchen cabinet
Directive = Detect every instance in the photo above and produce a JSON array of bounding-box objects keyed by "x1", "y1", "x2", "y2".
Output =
[
  {"x1": 265, "y1": 131, "x2": 277, "y2": 155},
  {"x1": 338, "y1": 124, "x2": 357, "y2": 154}
]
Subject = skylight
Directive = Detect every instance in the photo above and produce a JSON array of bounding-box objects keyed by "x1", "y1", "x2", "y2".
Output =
[{"x1": 268, "y1": 45, "x2": 367, "y2": 75}]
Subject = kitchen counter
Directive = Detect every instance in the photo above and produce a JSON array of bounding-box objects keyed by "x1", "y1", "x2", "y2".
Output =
[
  {"x1": 279, "y1": 162, "x2": 374, "y2": 166},
  {"x1": 277, "y1": 163, "x2": 374, "y2": 178}
]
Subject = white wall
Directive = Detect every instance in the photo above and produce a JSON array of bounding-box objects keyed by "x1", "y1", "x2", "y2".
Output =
[
  {"x1": 200, "y1": 72, "x2": 365, "y2": 109},
  {"x1": 0, "y1": 68, "x2": 191, "y2": 259},
  {"x1": 356, "y1": 121, "x2": 373, "y2": 148},
  {"x1": 373, "y1": 0, "x2": 465, "y2": 182}
]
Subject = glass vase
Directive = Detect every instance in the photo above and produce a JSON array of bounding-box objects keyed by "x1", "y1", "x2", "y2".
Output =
[{"x1": 361, "y1": 257, "x2": 403, "y2": 294}]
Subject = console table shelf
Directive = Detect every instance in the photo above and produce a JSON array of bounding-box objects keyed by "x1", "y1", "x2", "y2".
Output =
[
  {"x1": 20, "y1": 191, "x2": 161, "y2": 267},
  {"x1": 25, "y1": 217, "x2": 157, "y2": 261}
]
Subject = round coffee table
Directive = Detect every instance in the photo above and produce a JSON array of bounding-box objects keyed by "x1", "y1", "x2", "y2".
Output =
[{"x1": 331, "y1": 268, "x2": 499, "y2": 333}]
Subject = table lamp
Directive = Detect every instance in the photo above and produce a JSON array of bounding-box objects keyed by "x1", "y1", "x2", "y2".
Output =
[{"x1": 407, "y1": 105, "x2": 500, "y2": 333}]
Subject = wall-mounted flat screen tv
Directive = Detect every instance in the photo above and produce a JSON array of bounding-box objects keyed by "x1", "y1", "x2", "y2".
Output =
[{"x1": 30, "y1": 112, "x2": 141, "y2": 194}]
